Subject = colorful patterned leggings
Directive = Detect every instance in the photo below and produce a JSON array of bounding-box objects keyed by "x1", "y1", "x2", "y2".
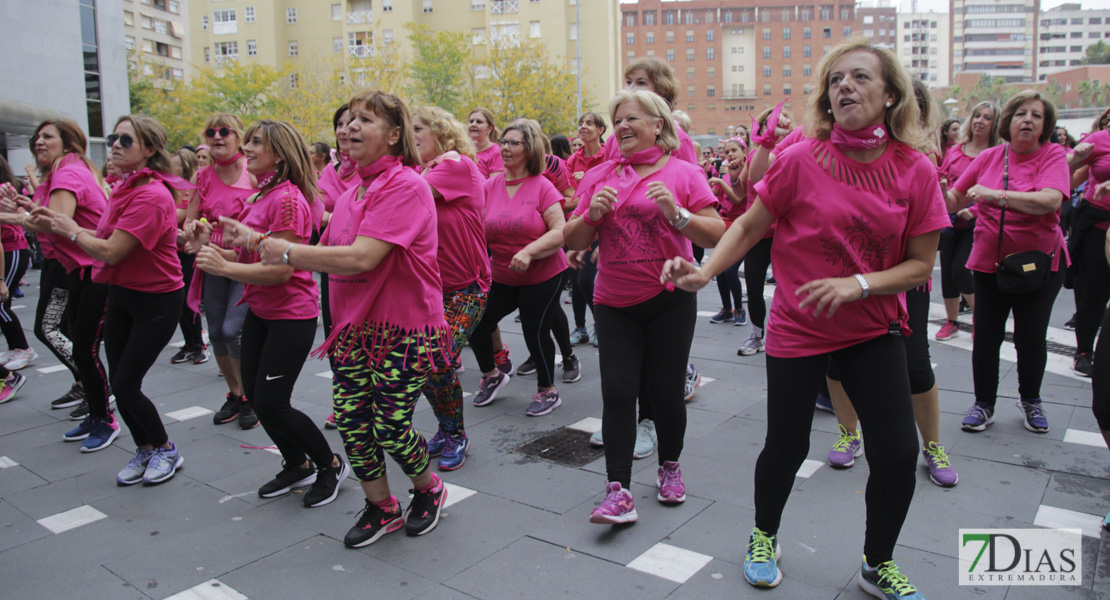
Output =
[
  {"x1": 422, "y1": 283, "x2": 487, "y2": 437},
  {"x1": 333, "y1": 335, "x2": 435, "y2": 482}
]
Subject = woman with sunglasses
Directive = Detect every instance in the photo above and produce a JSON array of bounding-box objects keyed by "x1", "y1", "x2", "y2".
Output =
[
  {"x1": 188, "y1": 115, "x2": 257, "y2": 429},
  {"x1": 258, "y1": 89, "x2": 450, "y2": 547},
  {"x1": 37, "y1": 115, "x2": 187, "y2": 484},
  {"x1": 0, "y1": 119, "x2": 114, "y2": 446},
  {"x1": 193, "y1": 120, "x2": 350, "y2": 507}
]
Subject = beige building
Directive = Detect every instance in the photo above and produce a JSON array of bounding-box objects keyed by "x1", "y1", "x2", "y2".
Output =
[
  {"x1": 897, "y1": 12, "x2": 950, "y2": 88},
  {"x1": 187, "y1": 0, "x2": 621, "y2": 111},
  {"x1": 124, "y1": 0, "x2": 191, "y2": 86},
  {"x1": 950, "y1": 0, "x2": 1039, "y2": 84}
]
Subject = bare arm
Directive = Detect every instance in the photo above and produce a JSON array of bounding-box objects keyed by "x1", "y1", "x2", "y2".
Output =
[
  {"x1": 661, "y1": 198, "x2": 776, "y2": 290},
  {"x1": 510, "y1": 203, "x2": 566, "y2": 273},
  {"x1": 260, "y1": 234, "x2": 395, "y2": 275},
  {"x1": 195, "y1": 230, "x2": 300, "y2": 286}
]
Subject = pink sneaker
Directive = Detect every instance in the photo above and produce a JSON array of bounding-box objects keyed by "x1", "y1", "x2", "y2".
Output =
[
  {"x1": 589, "y1": 482, "x2": 638, "y2": 524},
  {"x1": 935, "y1": 321, "x2": 959, "y2": 341},
  {"x1": 657, "y1": 461, "x2": 686, "y2": 503}
]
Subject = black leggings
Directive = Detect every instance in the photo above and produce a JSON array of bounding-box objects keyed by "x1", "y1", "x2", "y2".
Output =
[
  {"x1": 1074, "y1": 228, "x2": 1110, "y2": 355},
  {"x1": 972, "y1": 269, "x2": 1064, "y2": 407},
  {"x1": 1091, "y1": 307, "x2": 1110, "y2": 430},
  {"x1": 177, "y1": 252, "x2": 204, "y2": 349},
  {"x1": 65, "y1": 269, "x2": 110, "y2": 418},
  {"x1": 716, "y1": 258, "x2": 744, "y2": 311},
  {"x1": 241, "y1": 310, "x2": 333, "y2": 468},
  {"x1": 105, "y1": 286, "x2": 182, "y2": 447},
  {"x1": 757, "y1": 334, "x2": 918, "y2": 565},
  {"x1": 34, "y1": 258, "x2": 77, "y2": 380},
  {"x1": 1, "y1": 249, "x2": 30, "y2": 350},
  {"x1": 595, "y1": 290, "x2": 696, "y2": 488},
  {"x1": 571, "y1": 245, "x2": 598, "y2": 328},
  {"x1": 471, "y1": 271, "x2": 566, "y2": 389},
  {"x1": 938, "y1": 227, "x2": 975, "y2": 300},
  {"x1": 743, "y1": 238, "x2": 773, "y2": 329}
]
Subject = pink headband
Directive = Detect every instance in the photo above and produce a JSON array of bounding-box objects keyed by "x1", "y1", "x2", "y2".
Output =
[{"x1": 197, "y1": 145, "x2": 210, "y2": 151}]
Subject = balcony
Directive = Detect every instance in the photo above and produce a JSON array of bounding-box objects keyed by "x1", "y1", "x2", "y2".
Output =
[
  {"x1": 213, "y1": 21, "x2": 237, "y2": 35},
  {"x1": 214, "y1": 54, "x2": 238, "y2": 67},
  {"x1": 349, "y1": 45, "x2": 373, "y2": 58},
  {"x1": 723, "y1": 92, "x2": 758, "y2": 100},
  {"x1": 491, "y1": 0, "x2": 518, "y2": 14},
  {"x1": 347, "y1": 11, "x2": 372, "y2": 24}
]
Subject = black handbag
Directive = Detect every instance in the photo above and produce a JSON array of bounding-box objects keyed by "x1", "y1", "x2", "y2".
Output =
[{"x1": 994, "y1": 144, "x2": 1054, "y2": 294}]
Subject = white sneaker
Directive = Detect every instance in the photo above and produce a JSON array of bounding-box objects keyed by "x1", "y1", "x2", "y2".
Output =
[
  {"x1": 633, "y1": 419, "x2": 657, "y2": 459},
  {"x1": 738, "y1": 333, "x2": 765, "y2": 356},
  {"x1": 4, "y1": 348, "x2": 39, "y2": 371},
  {"x1": 0, "y1": 350, "x2": 15, "y2": 364}
]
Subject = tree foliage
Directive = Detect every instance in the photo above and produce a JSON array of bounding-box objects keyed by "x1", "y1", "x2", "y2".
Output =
[
  {"x1": 1084, "y1": 41, "x2": 1110, "y2": 66},
  {"x1": 405, "y1": 24, "x2": 471, "y2": 116},
  {"x1": 1077, "y1": 80, "x2": 1110, "y2": 108}
]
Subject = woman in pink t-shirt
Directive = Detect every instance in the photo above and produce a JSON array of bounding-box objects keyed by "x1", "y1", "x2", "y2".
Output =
[
  {"x1": 663, "y1": 40, "x2": 948, "y2": 595},
  {"x1": 706, "y1": 138, "x2": 749, "y2": 327},
  {"x1": 168, "y1": 148, "x2": 206, "y2": 365},
  {"x1": 936, "y1": 101, "x2": 1001, "y2": 341},
  {"x1": 604, "y1": 57, "x2": 699, "y2": 165},
  {"x1": 468, "y1": 120, "x2": 570, "y2": 417},
  {"x1": 469, "y1": 107, "x2": 504, "y2": 179},
  {"x1": 567, "y1": 111, "x2": 608, "y2": 188},
  {"x1": 412, "y1": 105, "x2": 492, "y2": 471},
  {"x1": 0, "y1": 119, "x2": 112, "y2": 434},
  {"x1": 951, "y1": 90, "x2": 1071, "y2": 435},
  {"x1": 38, "y1": 115, "x2": 186, "y2": 485},
  {"x1": 565, "y1": 112, "x2": 609, "y2": 348},
  {"x1": 565, "y1": 90, "x2": 724, "y2": 525},
  {"x1": 0, "y1": 157, "x2": 32, "y2": 402},
  {"x1": 187, "y1": 113, "x2": 256, "y2": 428},
  {"x1": 195, "y1": 120, "x2": 349, "y2": 509},
  {"x1": 258, "y1": 89, "x2": 450, "y2": 548}
]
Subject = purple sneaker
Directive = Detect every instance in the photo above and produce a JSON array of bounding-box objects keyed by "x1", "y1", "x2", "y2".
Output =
[
  {"x1": 828, "y1": 424, "x2": 862, "y2": 469},
  {"x1": 589, "y1": 481, "x2": 638, "y2": 524},
  {"x1": 657, "y1": 461, "x2": 686, "y2": 503},
  {"x1": 427, "y1": 427, "x2": 446, "y2": 458},
  {"x1": 922, "y1": 441, "x2": 958, "y2": 487}
]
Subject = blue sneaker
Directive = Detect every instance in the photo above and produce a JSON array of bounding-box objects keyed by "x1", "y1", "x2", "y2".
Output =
[
  {"x1": 143, "y1": 442, "x2": 183, "y2": 485},
  {"x1": 570, "y1": 326, "x2": 590, "y2": 346},
  {"x1": 733, "y1": 306, "x2": 748, "y2": 326},
  {"x1": 80, "y1": 416, "x2": 120, "y2": 453},
  {"x1": 117, "y1": 447, "x2": 155, "y2": 485},
  {"x1": 438, "y1": 433, "x2": 469, "y2": 471},
  {"x1": 743, "y1": 527, "x2": 783, "y2": 588},
  {"x1": 1104, "y1": 511, "x2": 1110, "y2": 530},
  {"x1": 1018, "y1": 400, "x2": 1049, "y2": 433},
  {"x1": 709, "y1": 308, "x2": 733, "y2": 324},
  {"x1": 815, "y1": 393, "x2": 834, "y2": 413},
  {"x1": 63, "y1": 415, "x2": 97, "y2": 442},
  {"x1": 961, "y1": 402, "x2": 994, "y2": 432},
  {"x1": 859, "y1": 557, "x2": 926, "y2": 599},
  {"x1": 427, "y1": 427, "x2": 446, "y2": 458}
]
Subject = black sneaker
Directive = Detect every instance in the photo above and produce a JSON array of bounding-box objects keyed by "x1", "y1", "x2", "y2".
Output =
[
  {"x1": 959, "y1": 298, "x2": 972, "y2": 314},
  {"x1": 170, "y1": 347, "x2": 194, "y2": 364},
  {"x1": 50, "y1": 384, "x2": 85, "y2": 409},
  {"x1": 258, "y1": 461, "x2": 317, "y2": 498},
  {"x1": 213, "y1": 393, "x2": 242, "y2": 424},
  {"x1": 1073, "y1": 353, "x2": 1094, "y2": 378},
  {"x1": 192, "y1": 345, "x2": 210, "y2": 364},
  {"x1": 1065, "y1": 313, "x2": 1077, "y2": 331},
  {"x1": 344, "y1": 498, "x2": 404, "y2": 548},
  {"x1": 303, "y1": 454, "x2": 351, "y2": 508},
  {"x1": 69, "y1": 399, "x2": 89, "y2": 421},
  {"x1": 238, "y1": 398, "x2": 259, "y2": 429},
  {"x1": 405, "y1": 476, "x2": 447, "y2": 536},
  {"x1": 517, "y1": 358, "x2": 537, "y2": 376},
  {"x1": 561, "y1": 354, "x2": 582, "y2": 383}
]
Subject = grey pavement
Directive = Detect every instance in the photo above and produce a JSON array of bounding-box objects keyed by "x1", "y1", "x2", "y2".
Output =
[{"x1": 1, "y1": 262, "x2": 1108, "y2": 600}]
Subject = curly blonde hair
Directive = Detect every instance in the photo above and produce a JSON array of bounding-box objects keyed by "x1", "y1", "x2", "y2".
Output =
[{"x1": 414, "y1": 106, "x2": 476, "y2": 160}]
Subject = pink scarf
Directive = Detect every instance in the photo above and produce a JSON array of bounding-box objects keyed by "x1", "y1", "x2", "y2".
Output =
[
  {"x1": 609, "y1": 145, "x2": 666, "y2": 203},
  {"x1": 256, "y1": 170, "x2": 277, "y2": 191},
  {"x1": 114, "y1": 168, "x2": 194, "y2": 194},
  {"x1": 831, "y1": 123, "x2": 889, "y2": 151},
  {"x1": 214, "y1": 152, "x2": 244, "y2": 167},
  {"x1": 751, "y1": 101, "x2": 786, "y2": 149},
  {"x1": 337, "y1": 152, "x2": 357, "y2": 180},
  {"x1": 358, "y1": 154, "x2": 401, "y2": 188}
]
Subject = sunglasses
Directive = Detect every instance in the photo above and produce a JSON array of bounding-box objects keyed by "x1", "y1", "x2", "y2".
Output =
[
  {"x1": 205, "y1": 127, "x2": 232, "y2": 139},
  {"x1": 106, "y1": 133, "x2": 135, "y2": 149}
]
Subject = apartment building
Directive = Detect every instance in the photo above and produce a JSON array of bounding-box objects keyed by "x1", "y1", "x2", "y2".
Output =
[
  {"x1": 1037, "y1": 3, "x2": 1110, "y2": 81},
  {"x1": 897, "y1": 12, "x2": 950, "y2": 87},
  {"x1": 950, "y1": 0, "x2": 1039, "y2": 84},
  {"x1": 187, "y1": 0, "x2": 621, "y2": 112},
  {"x1": 124, "y1": 0, "x2": 190, "y2": 86},
  {"x1": 620, "y1": 0, "x2": 895, "y2": 136}
]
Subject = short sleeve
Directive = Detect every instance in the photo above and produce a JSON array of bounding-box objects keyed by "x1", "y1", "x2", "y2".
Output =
[
  {"x1": 952, "y1": 151, "x2": 986, "y2": 194},
  {"x1": 358, "y1": 177, "x2": 434, "y2": 249},
  {"x1": 1035, "y1": 144, "x2": 1071, "y2": 198},
  {"x1": 678, "y1": 164, "x2": 718, "y2": 214},
  {"x1": 267, "y1": 188, "x2": 312, "y2": 239},
  {"x1": 535, "y1": 178, "x2": 563, "y2": 215},
  {"x1": 754, "y1": 148, "x2": 800, "y2": 221},
  {"x1": 49, "y1": 166, "x2": 86, "y2": 196},
  {"x1": 906, "y1": 158, "x2": 951, "y2": 238},
  {"x1": 423, "y1": 156, "x2": 469, "y2": 203},
  {"x1": 116, "y1": 187, "x2": 171, "y2": 250}
]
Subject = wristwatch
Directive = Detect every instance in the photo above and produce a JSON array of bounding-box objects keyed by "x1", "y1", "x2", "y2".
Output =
[
  {"x1": 997, "y1": 190, "x2": 1009, "y2": 208},
  {"x1": 69, "y1": 231, "x2": 80, "y2": 243},
  {"x1": 281, "y1": 244, "x2": 294, "y2": 265},
  {"x1": 670, "y1": 206, "x2": 692, "y2": 230},
  {"x1": 853, "y1": 273, "x2": 870, "y2": 299}
]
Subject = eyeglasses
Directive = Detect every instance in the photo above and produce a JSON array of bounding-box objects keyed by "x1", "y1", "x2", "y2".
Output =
[
  {"x1": 498, "y1": 139, "x2": 523, "y2": 148},
  {"x1": 106, "y1": 134, "x2": 135, "y2": 149},
  {"x1": 205, "y1": 127, "x2": 232, "y2": 139}
]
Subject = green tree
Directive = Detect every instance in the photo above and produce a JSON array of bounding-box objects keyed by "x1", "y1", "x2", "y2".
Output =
[
  {"x1": 1083, "y1": 40, "x2": 1110, "y2": 65},
  {"x1": 405, "y1": 24, "x2": 472, "y2": 115},
  {"x1": 958, "y1": 75, "x2": 1019, "y2": 114}
]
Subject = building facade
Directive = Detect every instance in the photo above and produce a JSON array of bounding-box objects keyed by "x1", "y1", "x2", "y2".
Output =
[
  {"x1": 187, "y1": 0, "x2": 621, "y2": 116},
  {"x1": 950, "y1": 0, "x2": 1039, "y2": 84},
  {"x1": 897, "y1": 12, "x2": 950, "y2": 87},
  {"x1": 619, "y1": 0, "x2": 895, "y2": 136},
  {"x1": 1037, "y1": 3, "x2": 1110, "y2": 82},
  {"x1": 124, "y1": 0, "x2": 191, "y2": 86}
]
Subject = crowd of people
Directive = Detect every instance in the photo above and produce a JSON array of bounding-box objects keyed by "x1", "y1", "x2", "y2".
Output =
[{"x1": 1, "y1": 37, "x2": 1108, "y2": 600}]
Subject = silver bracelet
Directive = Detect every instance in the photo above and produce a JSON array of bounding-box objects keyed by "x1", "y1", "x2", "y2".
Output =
[
  {"x1": 281, "y1": 244, "x2": 293, "y2": 265},
  {"x1": 853, "y1": 273, "x2": 870, "y2": 299}
]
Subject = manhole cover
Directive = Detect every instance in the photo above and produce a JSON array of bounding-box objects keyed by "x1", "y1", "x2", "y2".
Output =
[{"x1": 514, "y1": 427, "x2": 605, "y2": 467}]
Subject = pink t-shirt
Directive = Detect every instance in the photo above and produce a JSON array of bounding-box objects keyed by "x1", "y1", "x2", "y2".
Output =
[
  {"x1": 484, "y1": 173, "x2": 567, "y2": 287},
  {"x1": 421, "y1": 152, "x2": 492, "y2": 293},
  {"x1": 1, "y1": 223, "x2": 28, "y2": 252},
  {"x1": 316, "y1": 163, "x2": 359, "y2": 212},
  {"x1": 40, "y1": 159, "x2": 107, "y2": 272},
  {"x1": 573, "y1": 157, "x2": 718, "y2": 307},
  {"x1": 939, "y1": 143, "x2": 979, "y2": 186},
  {"x1": 195, "y1": 165, "x2": 255, "y2": 248},
  {"x1": 542, "y1": 155, "x2": 573, "y2": 194},
  {"x1": 716, "y1": 173, "x2": 746, "y2": 225},
  {"x1": 235, "y1": 180, "x2": 319, "y2": 320},
  {"x1": 92, "y1": 179, "x2": 183, "y2": 293},
  {"x1": 1079, "y1": 130, "x2": 1110, "y2": 229},
  {"x1": 603, "y1": 127, "x2": 699, "y2": 165},
  {"x1": 475, "y1": 144, "x2": 504, "y2": 178},
  {"x1": 566, "y1": 146, "x2": 607, "y2": 189},
  {"x1": 953, "y1": 142, "x2": 1071, "y2": 272},
  {"x1": 754, "y1": 138, "x2": 950, "y2": 358},
  {"x1": 321, "y1": 157, "x2": 445, "y2": 345}
]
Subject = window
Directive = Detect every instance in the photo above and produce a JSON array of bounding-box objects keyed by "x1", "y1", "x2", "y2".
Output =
[
  {"x1": 707, "y1": 29, "x2": 714, "y2": 42},
  {"x1": 626, "y1": 33, "x2": 634, "y2": 45},
  {"x1": 667, "y1": 49, "x2": 675, "y2": 61},
  {"x1": 784, "y1": 27, "x2": 791, "y2": 39},
  {"x1": 332, "y1": 4, "x2": 341, "y2": 20},
  {"x1": 627, "y1": 51, "x2": 635, "y2": 62},
  {"x1": 625, "y1": 13, "x2": 636, "y2": 27},
  {"x1": 763, "y1": 83, "x2": 772, "y2": 96},
  {"x1": 706, "y1": 10, "x2": 714, "y2": 24},
  {"x1": 804, "y1": 27, "x2": 811, "y2": 39},
  {"x1": 1072, "y1": 17, "x2": 1084, "y2": 24},
  {"x1": 215, "y1": 41, "x2": 238, "y2": 56},
  {"x1": 1071, "y1": 32, "x2": 1083, "y2": 39},
  {"x1": 763, "y1": 66, "x2": 772, "y2": 76},
  {"x1": 286, "y1": 7, "x2": 297, "y2": 24},
  {"x1": 783, "y1": 85, "x2": 791, "y2": 95},
  {"x1": 1093, "y1": 32, "x2": 1103, "y2": 38},
  {"x1": 784, "y1": 65, "x2": 792, "y2": 76},
  {"x1": 124, "y1": 35, "x2": 134, "y2": 50},
  {"x1": 569, "y1": 24, "x2": 577, "y2": 40},
  {"x1": 763, "y1": 28, "x2": 770, "y2": 40},
  {"x1": 801, "y1": 8, "x2": 811, "y2": 20},
  {"x1": 707, "y1": 66, "x2": 715, "y2": 78},
  {"x1": 646, "y1": 32, "x2": 654, "y2": 43},
  {"x1": 423, "y1": 0, "x2": 433, "y2": 13},
  {"x1": 843, "y1": 26, "x2": 851, "y2": 37},
  {"x1": 646, "y1": 49, "x2": 655, "y2": 57},
  {"x1": 383, "y1": 0, "x2": 393, "y2": 10},
  {"x1": 204, "y1": 47, "x2": 210, "y2": 63},
  {"x1": 763, "y1": 46, "x2": 771, "y2": 58},
  {"x1": 1091, "y1": 17, "x2": 1103, "y2": 24},
  {"x1": 244, "y1": 6, "x2": 254, "y2": 22},
  {"x1": 804, "y1": 44, "x2": 811, "y2": 57},
  {"x1": 687, "y1": 67, "x2": 695, "y2": 79},
  {"x1": 665, "y1": 11, "x2": 674, "y2": 25},
  {"x1": 707, "y1": 48, "x2": 715, "y2": 60},
  {"x1": 1072, "y1": 45, "x2": 1083, "y2": 52},
  {"x1": 783, "y1": 46, "x2": 791, "y2": 58},
  {"x1": 840, "y1": 7, "x2": 850, "y2": 20},
  {"x1": 707, "y1": 85, "x2": 716, "y2": 97},
  {"x1": 684, "y1": 11, "x2": 694, "y2": 24},
  {"x1": 530, "y1": 21, "x2": 540, "y2": 38},
  {"x1": 124, "y1": 10, "x2": 134, "y2": 26},
  {"x1": 472, "y1": 1, "x2": 484, "y2": 9},
  {"x1": 333, "y1": 37, "x2": 343, "y2": 54},
  {"x1": 214, "y1": 9, "x2": 236, "y2": 23},
  {"x1": 804, "y1": 64, "x2": 812, "y2": 76},
  {"x1": 863, "y1": 15, "x2": 873, "y2": 24},
  {"x1": 741, "y1": 11, "x2": 750, "y2": 22},
  {"x1": 823, "y1": 27, "x2": 831, "y2": 38},
  {"x1": 168, "y1": 0, "x2": 179, "y2": 14},
  {"x1": 687, "y1": 30, "x2": 694, "y2": 42},
  {"x1": 687, "y1": 85, "x2": 695, "y2": 98},
  {"x1": 289, "y1": 74, "x2": 298, "y2": 89},
  {"x1": 249, "y1": 39, "x2": 258, "y2": 55},
  {"x1": 686, "y1": 48, "x2": 694, "y2": 61},
  {"x1": 724, "y1": 11, "x2": 733, "y2": 23},
  {"x1": 289, "y1": 41, "x2": 298, "y2": 56},
  {"x1": 666, "y1": 30, "x2": 674, "y2": 43},
  {"x1": 645, "y1": 11, "x2": 656, "y2": 25},
  {"x1": 202, "y1": 15, "x2": 208, "y2": 30}
]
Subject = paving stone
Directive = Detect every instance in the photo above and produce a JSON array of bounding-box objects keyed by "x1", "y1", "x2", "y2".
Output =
[
  {"x1": 663, "y1": 558, "x2": 839, "y2": 599},
  {"x1": 444, "y1": 453, "x2": 600, "y2": 515},
  {"x1": 0, "y1": 498, "x2": 51, "y2": 552},
  {"x1": 0, "y1": 463, "x2": 49, "y2": 498},
  {"x1": 951, "y1": 428, "x2": 1110, "y2": 480},
  {"x1": 1042, "y1": 472, "x2": 1110, "y2": 519}
]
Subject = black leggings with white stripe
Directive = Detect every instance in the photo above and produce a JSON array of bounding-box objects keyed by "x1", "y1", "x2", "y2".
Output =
[{"x1": 1, "y1": 249, "x2": 30, "y2": 351}]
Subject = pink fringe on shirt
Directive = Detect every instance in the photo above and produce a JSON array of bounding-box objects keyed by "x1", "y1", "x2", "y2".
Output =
[{"x1": 313, "y1": 319, "x2": 451, "y2": 371}]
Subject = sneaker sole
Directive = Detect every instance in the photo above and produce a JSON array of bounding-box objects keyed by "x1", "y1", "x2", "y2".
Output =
[
  {"x1": 1024, "y1": 421, "x2": 1049, "y2": 434},
  {"x1": 259, "y1": 473, "x2": 318, "y2": 498},
  {"x1": 737, "y1": 346, "x2": 762, "y2": 356},
  {"x1": 63, "y1": 431, "x2": 91, "y2": 442},
  {"x1": 117, "y1": 474, "x2": 144, "y2": 486},
  {"x1": 516, "y1": 368, "x2": 537, "y2": 376},
  {"x1": 324, "y1": 422, "x2": 338, "y2": 429},
  {"x1": 961, "y1": 417, "x2": 994, "y2": 432},
  {"x1": 473, "y1": 374, "x2": 511, "y2": 407},
  {"x1": 345, "y1": 519, "x2": 404, "y2": 548},
  {"x1": 170, "y1": 356, "x2": 193, "y2": 364},
  {"x1": 0, "y1": 376, "x2": 27, "y2": 403},
  {"x1": 734, "y1": 320, "x2": 748, "y2": 326},
  {"x1": 858, "y1": 571, "x2": 890, "y2": 599},
  {"x1": 405, "y1": 486, "x2": 447, "y2": 536},
  {"x1": 143, "y1": 456, "x2": 184, "y2": 485},
  {"x1": 526, "y1": 397, "x2": 562, "y2": 417},
  {"x1": 745, "y1": 570, "x2": 783, "y2": 588},
  {"x1": 929, "y1": 472, "x2": 959, "y2": 487},
  {"x1": 80, "y1": 427, "x2": 120, "y2": 453},
  {"x1": 213, "y1": 413, "x2": 240, "y2": 425},
  {"x1": 239, "y1": 418, "x2": 260, "y2": 430},
  {"x1": 1072, "y1": 367, "x2": 1092, "y2": 378},
  {"x1": 589, "y1": 509, "x2": 639, "y2": 524},
  {"x1": 632, "y1": 448, "x2": 653, "y2": 459},
  {"x1": 193, "y1": 356, "x2": 210, "y2": 365},
  {"x1": 935, "y1": 332, "x2": 959, "y2": 341},
  {"x1": 51, "y1": 398, "x2": 84, "y2": 410},
  {"x1": 562, "y1": 372, "x2": 582, "y2": 383},
  {"x1": 305, "y1": 461, "x2": 350, "y2": 508}
]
